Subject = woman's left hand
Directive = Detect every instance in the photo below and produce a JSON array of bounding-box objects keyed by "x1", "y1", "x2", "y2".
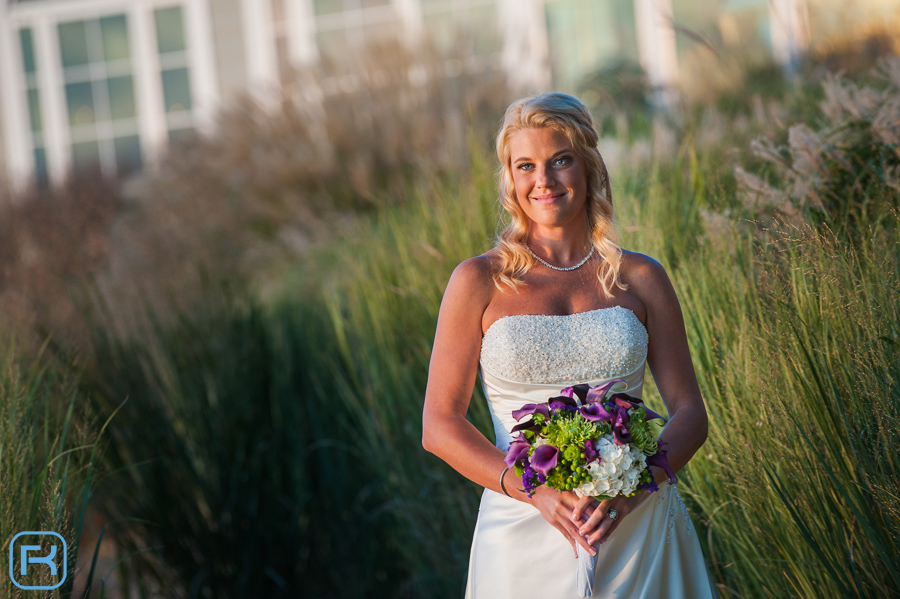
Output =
[{"x1": 570, "y1": 491, "x2": 652, "y2": 546}]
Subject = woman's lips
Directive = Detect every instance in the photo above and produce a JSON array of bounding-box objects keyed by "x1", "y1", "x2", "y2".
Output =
[{"x1": 530, "y1": 191, "x2": 566, "y2": 203}]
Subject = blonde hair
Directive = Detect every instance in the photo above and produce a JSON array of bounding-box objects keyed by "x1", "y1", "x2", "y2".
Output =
[{"x1": 492, "y1": 92, "x2": 625, "y2": 297}]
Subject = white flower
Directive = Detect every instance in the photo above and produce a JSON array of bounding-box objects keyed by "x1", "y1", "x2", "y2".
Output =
[{"x1": 574, "y1": 434, "x2": 648, "y2": 498}]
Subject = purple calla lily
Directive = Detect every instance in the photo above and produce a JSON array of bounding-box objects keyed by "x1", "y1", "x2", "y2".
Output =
[
  {"x1": 613, "y1": 394, "x2": 635, "y2": 409},
  {"x1": 505, "y1": 435, "x2": 532, "y2": 467},
  {"x1": 609, "y1": 392, "x2": 667, "y2": 423},
  {"x1": 530, "y1": 444, "x2": 560, "y2": 477},
  {"x1": 579, "y1": 402, "x2": 614, "y2": 423},
  {"x1": 647, "y1": 444, "x2": 678, "y2": 483},
  {"x1": 548, "y1": 396, "x2": 578, "y2": 413},
  {"x1": 512, "y1": 403, "x2": 550, "y2": 422},
  {"x1": 583, "y1": 439, "x2": 599, "y2": 463},
  {"x1": 561, "y1": 384, "x2": 591, "y2": 404},
  {"x1": 586, "y1": 379, "x2": 626, "y2": 404},
  {"x1": 510, "y1": 418, "x2": 542, "y2": 434},
  {"x1": 613, "y1": 424, "x2": 632, "y2": 446}
]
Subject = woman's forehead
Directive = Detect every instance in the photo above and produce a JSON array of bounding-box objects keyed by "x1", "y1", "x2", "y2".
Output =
[{"x1": 508, "y1": 127, "x2": 574, "y2": 157}]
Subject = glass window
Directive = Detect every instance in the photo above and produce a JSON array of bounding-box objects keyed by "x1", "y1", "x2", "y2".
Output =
[
  {"x1": 58, "y1": 14, "x2": 140, "y2": 179},
  {"x1": 65, "y1": 81, "x2": 95, "y2": 126},
  {"x1": 113, "y1": 135, "x2": 142, "y2": 175},
  {"x1": 19, "y1": 29, "x2": 36, "y2": 74},
  {"x1": 34, "y1": 148, "x2": 49, "y2": 187},
  {"x1": 314, "y1": 0, "x2": 343, "y2": 16},
  {"x1": 58, "y1": 21, "x2": 90, "y2": 67},
  {"x1": 161, "y1": 68, "x2": 192, "y2": 112},
  {"x1": 27, "y1": 88, "x2": 42, "y2": 132},
  {"x1": 101, "y1": 15, "x2": 130, "y2": 61},
  {"x1": 107, "y1": 76, "x2": 136, "y2": 120},
  {"x1": 72, "y1": 140, "x2": 101, "y2": 170},
  {"x1": 154, "y1": 7, "x2": 187, "y2": 54}
]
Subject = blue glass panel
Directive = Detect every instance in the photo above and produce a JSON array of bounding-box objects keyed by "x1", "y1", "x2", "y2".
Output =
[
  {"x1": 101, "y1": 15, "x2": 130, "y2": 61},
  {"x1": 314, "y1": 0, "x2": 343, "y2": 16},
  {"x1": 27, "y1": 88, "x2": 42, "y2": 132},
  {"x1": 58, "y1": 21, "x2": 90, "y2": 67},
  {"x1": 65, "y1": 81, "x2": 95, "y2": 125},
  {"x1": 33, "y1": 147, "x2": 48, "y2": 187},
  {"x1": 19, "y1": 28, "x2": 36, "y2": 74},
  {"x1": 161, "y1": 67, "x2": 192, "y2": 112},
  {"x1": 154, "y1": 7, "x2": 186, "y2": 53},
  {"x1": 107, "y1": 76, "x2": 136, "y2": 120},
  {"x1": 72, "y1": 140, "x2": 100, "y2": 171},
  {"x1": 113, "y1": 135, "x2": 142, "y2": 176}
]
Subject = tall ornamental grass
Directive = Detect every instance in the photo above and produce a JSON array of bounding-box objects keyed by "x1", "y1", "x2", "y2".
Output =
[
  {"x1": 296, "y1": 137, "x2": 899, "y2": 598},
  {"x1": 81, "y1": 290, "x2": 409, "y2": 598},
  {"x1": 671, "y1": 214, "x2": 900, "y2": 598},
  {"x1": 1, "y1": 345, "x2": 102, "y2": 597}
]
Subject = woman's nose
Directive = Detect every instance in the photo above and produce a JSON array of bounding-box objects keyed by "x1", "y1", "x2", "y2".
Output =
[{"x1": 535, "y1": 165, "x2": 555, "y2": 187}]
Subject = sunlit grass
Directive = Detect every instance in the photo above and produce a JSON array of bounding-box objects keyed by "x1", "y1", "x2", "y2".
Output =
[{"x1": 0, "y1": 344, "x2": 102, "y2": 598}]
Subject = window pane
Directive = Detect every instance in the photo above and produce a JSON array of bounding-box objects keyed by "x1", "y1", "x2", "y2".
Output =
[
  {"x1": 161, "y1": 67, "x2": 192, "y2": 112},
  {"x1": 65, "y1": 81, "x2": 95, "y2": 125},
  {"x1": 314, "y1": 0, "x2": 343, "y2": 16},
  {"x1": 72, "y1": 140, "x2": 100, "y2": 170},
  {"x1": 107, "y1": 76, "x2": 136, "y2": 120},
  {"x1": 20, "y1": 28, "x2": 36, "y2": 74},
  {"x1": 101, "y1": 15, "x2": 130, "y2": 61},
  {"x1": 27, "y1": 88, "x2": 42, "y2": 132},
  {"x1": 34, "y1": 148, "x2": 48, "y2": 187},
  {"x1": 113, "y1": 135, "x2": 142, "y2": 176},
  {"x1": 168, "y1": 126, "x2": 194, "y2": 144},
  {"x1": 154, "y1": 7, "x2": 186, "y2": 54},
  {"x1": 58, "y1": 21, "x2": 90, "y2": 67}
]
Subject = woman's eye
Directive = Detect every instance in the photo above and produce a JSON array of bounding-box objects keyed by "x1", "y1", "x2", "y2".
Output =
[
  {"x1": 517, "y1": 163, "x2": 534, "y2": 171},
  {"x1": 555, "y1": 156, "x2": 571, "y2": 166}
]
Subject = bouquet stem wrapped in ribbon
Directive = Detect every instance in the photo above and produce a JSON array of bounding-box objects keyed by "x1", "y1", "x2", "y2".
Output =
[{"x1": 504, "y1": 380, "x2": 677, "y2": 598}]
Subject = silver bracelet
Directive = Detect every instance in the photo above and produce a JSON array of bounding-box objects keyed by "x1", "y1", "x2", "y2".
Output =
[{"x1": 500, "y1": 465, "x2": 512, "y2": 497}]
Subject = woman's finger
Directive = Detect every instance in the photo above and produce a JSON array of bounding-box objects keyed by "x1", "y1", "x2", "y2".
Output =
[
  {"x1": 570, "y1": 495, "x2": 595, "y2": 523},
  {"x1": 577, "y1": 497, "x2": 614, "y2": 536},
  {"x1": 589, "y1": 513, "x2": 623, "y2": 545}
]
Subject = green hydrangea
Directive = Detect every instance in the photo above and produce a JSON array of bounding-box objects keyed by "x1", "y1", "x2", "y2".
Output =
[{"x1": 628, "y1": 406, "x2": 659, "y2": 455}]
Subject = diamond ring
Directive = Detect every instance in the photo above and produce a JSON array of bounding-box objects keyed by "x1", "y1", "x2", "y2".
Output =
[{"x1": 607, "y1": 509, "x2": 618, "y2": 520}]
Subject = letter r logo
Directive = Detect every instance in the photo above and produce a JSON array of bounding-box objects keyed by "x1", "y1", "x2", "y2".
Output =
[{"x1": 8, "y1": 532, "x2": 67, "y2": 590}]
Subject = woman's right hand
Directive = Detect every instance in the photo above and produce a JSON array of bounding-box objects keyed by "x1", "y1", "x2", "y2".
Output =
[{"x1": 527, "y1": 485, "x2": 598, "y2": 557}]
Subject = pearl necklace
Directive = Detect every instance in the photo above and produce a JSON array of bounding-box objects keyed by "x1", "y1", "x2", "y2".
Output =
[{"x1": 526, "y1": 244, "x2": 595, "y2": 271}]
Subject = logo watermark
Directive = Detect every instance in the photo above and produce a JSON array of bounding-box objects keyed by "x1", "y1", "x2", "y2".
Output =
[{"x1": 8, "y1": 531, "x2": 67, "y2": 590}]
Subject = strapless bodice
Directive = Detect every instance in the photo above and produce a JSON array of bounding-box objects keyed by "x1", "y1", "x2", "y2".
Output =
[{"x1": 479, "y1": 306, "x2": 649, "y2": 452}]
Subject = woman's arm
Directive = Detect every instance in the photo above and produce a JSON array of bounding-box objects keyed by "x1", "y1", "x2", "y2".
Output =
[
  {"x1": 422, "y1": 256, "x2": 506, "y2": 491},
  {"x1": 573, "y1": 254, "x2": 709, "y2": 544},
  {"x1": 422, "y1": 257, "x2": 599, "y2": 556}
]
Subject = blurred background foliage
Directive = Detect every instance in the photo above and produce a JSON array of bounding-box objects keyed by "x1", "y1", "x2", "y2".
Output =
[{"x1": 0, "y1": 8, "x2": 899, "y2": 599}]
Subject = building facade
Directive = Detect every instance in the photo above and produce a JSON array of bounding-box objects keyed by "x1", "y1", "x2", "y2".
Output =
[{"x1": 1, "y1": 0, "x2": 784, "y2": 192}]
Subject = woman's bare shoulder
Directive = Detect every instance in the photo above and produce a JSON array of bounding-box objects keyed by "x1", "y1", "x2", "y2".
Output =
[
  {"x1": 618, "y1": 249, "x2": 679, "y2": 316},
  {"x1": 443, "y1": 250, "x2": 501, "y2": 311},
  {"x1": 618, "y1": 249, "x2": 669, "y2": 289}
]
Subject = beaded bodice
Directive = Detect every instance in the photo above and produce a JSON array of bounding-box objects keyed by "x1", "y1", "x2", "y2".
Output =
[
  {"x1": 480, "y1": 306, "x2": 648, "y2": 385},
  {"x1": 478, "y1": 306, "x2": 649, "y2": 451}
]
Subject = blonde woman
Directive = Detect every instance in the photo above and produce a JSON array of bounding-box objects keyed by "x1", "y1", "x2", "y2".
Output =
[{"x1": 422, "y1": 93, "x2": 716, "y2": 598}]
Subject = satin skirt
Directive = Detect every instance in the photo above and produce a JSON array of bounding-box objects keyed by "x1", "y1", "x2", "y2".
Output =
[{"x1": 464, "y1": 482, "x2": 717, "y2": 599}]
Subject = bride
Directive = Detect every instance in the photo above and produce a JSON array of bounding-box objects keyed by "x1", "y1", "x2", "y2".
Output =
[{"x1": 422, "y1": 93, "x2": 716, "y2": 598}]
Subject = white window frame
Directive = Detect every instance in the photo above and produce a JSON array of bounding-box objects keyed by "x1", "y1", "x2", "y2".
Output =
[{"x1": 1, "y1": 0, "x2": 218, "y2": 189}]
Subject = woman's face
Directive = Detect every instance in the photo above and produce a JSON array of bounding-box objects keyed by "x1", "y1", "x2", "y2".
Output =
[{"x1": 508, "y1": 127, "x2": 588, "y2": 233}]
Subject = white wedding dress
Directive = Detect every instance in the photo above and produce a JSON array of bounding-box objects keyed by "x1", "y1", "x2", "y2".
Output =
[{"x1": 465, "y1": 306, "x2": 716, "y2": 599}]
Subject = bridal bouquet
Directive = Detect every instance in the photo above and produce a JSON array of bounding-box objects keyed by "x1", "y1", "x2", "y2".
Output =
[{"x1": 503, "y1": 380, "x2": 676, "y2": 598}]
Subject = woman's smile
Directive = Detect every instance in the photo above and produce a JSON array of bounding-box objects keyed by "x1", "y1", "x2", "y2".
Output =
[{"x1": 508, "y1": 127, "x2": 588, "y2": 230}]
